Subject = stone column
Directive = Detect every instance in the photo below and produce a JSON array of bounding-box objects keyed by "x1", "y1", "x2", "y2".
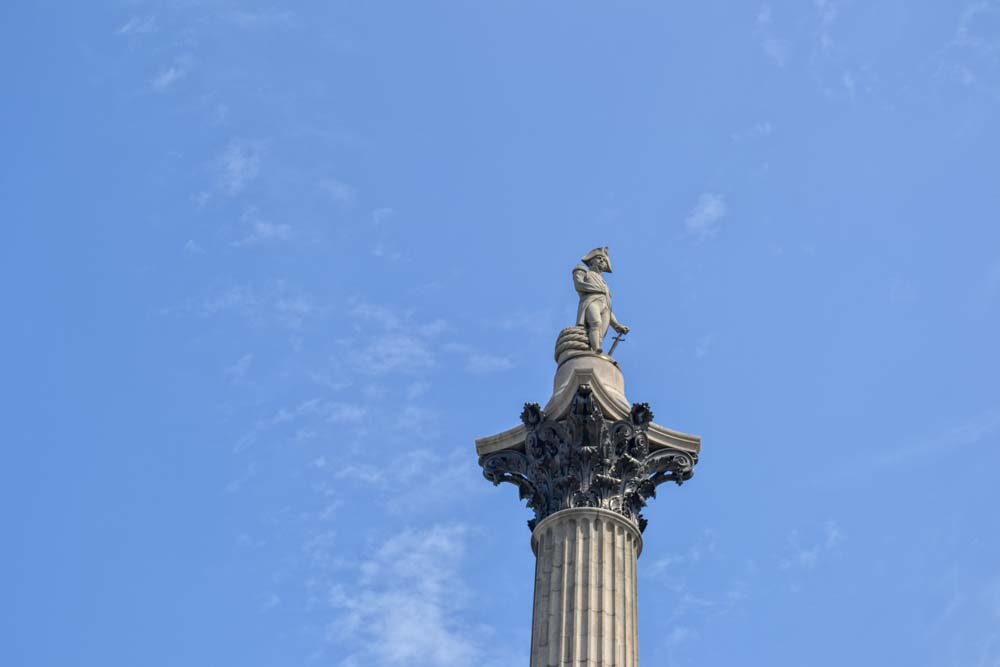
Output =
[
  {"x1": 476, "y1": 353, "x2": 701, "y2": 666},
  {"x1": 529, "y1": 508, "x2": 642, "y2": 667}
]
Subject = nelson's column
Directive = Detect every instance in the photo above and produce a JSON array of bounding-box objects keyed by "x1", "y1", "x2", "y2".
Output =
[{"x1": 476, "y1": 247, "x2": 702, "y2": 667}]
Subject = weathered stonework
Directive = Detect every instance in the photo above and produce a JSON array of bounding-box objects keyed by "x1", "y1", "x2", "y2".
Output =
[
  {"x1": 529, "y1": 508, "x2": 642, "y2": 667},
  {"x1": 476, "y1": 350, "x2": 700, "y2": 665},
  {"x1": 480, "y1": 384, "x2": 696, "y2": 533}
]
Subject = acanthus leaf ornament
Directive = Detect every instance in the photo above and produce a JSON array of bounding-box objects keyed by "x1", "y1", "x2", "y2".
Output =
[{"x1": 479, "y1": 384, "x2": 698, "y2": 532}]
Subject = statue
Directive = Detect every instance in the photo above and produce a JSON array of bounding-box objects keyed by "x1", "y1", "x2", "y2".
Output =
[{"x1": 573, "y1": 247, "x2": 629, "y2": 354}]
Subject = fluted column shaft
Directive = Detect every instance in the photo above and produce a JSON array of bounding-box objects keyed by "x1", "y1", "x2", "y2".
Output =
[{"x1": 529, "y1": 508, "x2": 643, "y2": 667}]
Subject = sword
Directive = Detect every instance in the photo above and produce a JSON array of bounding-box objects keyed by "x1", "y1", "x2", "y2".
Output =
[{"x1": 608, "y1": 331, "x2": 626, "y2": 356}]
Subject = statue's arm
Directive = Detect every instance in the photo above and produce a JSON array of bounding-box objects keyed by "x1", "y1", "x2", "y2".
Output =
[
  {"x1": 609, "y1": 306, "x2": 629, "y2": 333},
  {"x1": 572, "y1": 267, "x2": 604, "y2": 294}
]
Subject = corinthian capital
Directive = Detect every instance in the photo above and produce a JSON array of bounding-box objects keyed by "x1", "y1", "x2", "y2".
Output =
[{"x1": 479, "y1": 384, "x2": 698, "y2": 532}]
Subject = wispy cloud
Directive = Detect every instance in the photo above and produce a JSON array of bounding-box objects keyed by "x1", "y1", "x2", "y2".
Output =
[
  {"x1": 353, "y1": 333, "x2": 436, "y2": 375},
  {"x1": 218, "y1": 141, "x2": 262, "y2": 196},
  {"x1": 233, "y1": 209, "x2": 293, "y2": 246},
  {"x1": 269, "y1": 397, "x2": 325, "y2": 426},
  {"x1": 663, "y1": 625, "x2": 694, "y2": 665},
  {"x1": 225, "y1": 353, "x2": 254, "y2": 383},
  {"x1": 323, "y1": 446, "x2": 480, "y2": 515},
  {"x1": 117, "y1": 15, "x2": 157, "y2": 36},
  {"x1": 931, "y1": 2, "x2": 1000, "y2": 99},
  {"x1": 350, "y1": 302, "x2": 406, "y2": 330},
  {"x1": 756, "y1": 4, "x2": 773, "y2": 26},
  {"x1": 237, "y1": 220, "x2": 292, "y2": 245},
  {"x1": 695, "y1": 332, "x2": 714, "y2": 359},
  {"x1": 756, "y1": 4, "x2": 790, "y2": 67},
  {"x1": 196, "y1": 281, "x2": 316, "y2": 331},
  {"x1": 779, "y1": 520, "x2": 844, "y2": 574},
  {"x1": 485, "y1": 309, "x2": 556, "y2": 337},
  {"x1": 152, "y1": 67, "x2": 184, "y2": 91},
  {"x1": 234, "y1": 395, "x2": 368, "y2": 453},
  {"x1": 444, "y1": 343, "x2": 514, "y2": 374},
  {"x1": 372, "y1": 244, "x2": 402, "y2": 261},
  {"x1": 372, "y1": 207, "x2": 394, "y2": 225},
  {"x1": 346, "y1": 302, "x2": 445, "y2": 375},
  {"x1": 342, "y1": 302, "x2": 514, "y2": 377},
  {"x1": 258, "y1": 593, "x2": 280, "y2": 613},
  {"x1": 405, "y1": 381, "x2": 430, "y2": 401},
  {"x1": 643, "y1": 528, "x2": 781, "y2": 659},
  {"x1": 370, "y1": 208, "x2": 401, "y2": 259},
  {"x1": 328, "y1": 402, "x2": 367, "y2": 423},
  {"x1": 272, "y1": 292, "x2": 312, "y2": 329},
  {"x1": 814, "y1": 0, "x2": 839, "y2": 53},
  {"x1": 754, "y1": 1, "x2": 879, "y2": 100},
  {"x1": 464, "y1": 352, "x2": 514, "y2": 374},
  {"x1": 269, "y1": 398, "x2": 365, "y2": 426},
  {"x1": 151, "y1": 59, "x2": 191, "y2": 92},
  {"x1": 320, "y1": 178, "x2": 356, "y2": 206},
  {"x1": 957, "y1": 1, "x2": 1000, "y2": 58},
  {"x1": 761, "y1": 38, "x2": 790, "y2": 67},
  {"x1": 393, "y1": 405, "x2": 437, "y2": 436},
  {"x1": 184, "y1": 239, "x2": 205, "y2": 254},
  {"x1": 224, "y1": 463, "x2": 256, "y2": 494},
  {"x1": 684, "y1": 193, "x2": 727, "y2": 240},
  {"x1": 647, "y1": 528, "x2": 720, "y2": 582},
  {"x1": 201, "y1": 285, "x2": 257, "y2": 316},
  {"x1": 871, "y1": 407, "x2": 1000, "y2": 470},
  {"x1": 666, "y1": 625, "x2": 692, "y2": 649},
  {"x1": 329, "y1": 525, "x2": 487, "y2": 666},
  {"x1": 330, "y1": 463, "x2": 385, "y2": 484},
  {"x1": 731, "y1": 121, "x2": 773, "y2": 142}
]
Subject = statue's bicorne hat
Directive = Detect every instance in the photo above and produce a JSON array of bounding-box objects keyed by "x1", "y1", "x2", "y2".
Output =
[{"x1": 581, "y1": 246, "x2": 613, "y2": 273}]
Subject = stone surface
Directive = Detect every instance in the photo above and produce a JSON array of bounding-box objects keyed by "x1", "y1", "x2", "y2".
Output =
[
  {"x1": 480, "y1": 382, "x2": 696, "y2": 532},
  {"x1": 475, "y1": 252, "x2": 702, "y2": 666},
  {"x1": 474, "y1": 354, "x2": 700, "y2": 458},
  {"x1": 573, "y1": 247, "x2": 629, "y2": 354},
  {"x1": 529, "y1": 508, "x2": 642, "y2": 667},
  {"x1": 548, "y1": 353, "x2": 629, "y2": 418},
  {"x1": 553, "y1": 326, "x2": 592, "y2": 364}
]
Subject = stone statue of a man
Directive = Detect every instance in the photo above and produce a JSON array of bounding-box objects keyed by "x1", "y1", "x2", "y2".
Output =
[{"x1": 574, "y1": 247, "x2": 629, "y2": 354}]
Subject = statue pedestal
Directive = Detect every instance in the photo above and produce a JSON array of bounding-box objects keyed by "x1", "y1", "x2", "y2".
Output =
[{"x1": 546, "y1": 353, "x2": 630, "y2": 422}]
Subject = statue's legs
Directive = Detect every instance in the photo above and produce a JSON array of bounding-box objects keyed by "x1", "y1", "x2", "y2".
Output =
[{"x1": 584, "y1": 303, "x2": 611, "y2": 353}]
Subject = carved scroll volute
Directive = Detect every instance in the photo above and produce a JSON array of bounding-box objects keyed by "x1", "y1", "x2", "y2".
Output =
[{"x1": 644, "y1": 449, "x2": 697, "y2": 490}]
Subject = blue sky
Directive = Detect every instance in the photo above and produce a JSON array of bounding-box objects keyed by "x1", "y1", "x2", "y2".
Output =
[{"x1": 3, "y1": 1, "x2": 1000, "y2": 665}]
